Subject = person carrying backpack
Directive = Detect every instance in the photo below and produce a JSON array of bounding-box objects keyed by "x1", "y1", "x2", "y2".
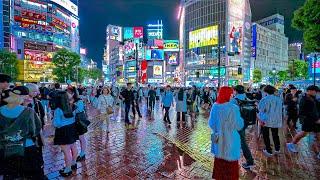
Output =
[{"x1": 230, "y1": 85, "x2": 255, "y2": 169}]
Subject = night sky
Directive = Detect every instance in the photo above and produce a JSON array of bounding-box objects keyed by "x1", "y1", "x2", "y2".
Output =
[{"x1": 78, "y1": 0, "x2": 306, "y2": 67}]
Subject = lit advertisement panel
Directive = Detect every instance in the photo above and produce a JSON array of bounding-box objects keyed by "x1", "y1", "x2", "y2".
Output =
[
  {"x1": 150, "y1": 49, "x2": 164, "y2": 60},
  {"x1": 154, "y1": 39, "x2": 164, "y2": 49},
  {"x1": 124, "y1": 40, "x2": 135, "y2": 57},
  {"x1": 24, "y1": 50, "x2": 53, "y2": 61},
  {"x1": 107, "y1": 25, "x2": 122, "y2": 42},
  {"x1": 308, "y1": 55, "x2": 320, "y2": 76},
  {"x1": 123, "y1": 27, "x2": 134, "y2": 40},
  {"x1": 18, "y1": 60, "x2": 54, "y2": 82},
  {"x1": 189, "y1": 25, "x2": 218, "y2": 49},
  {"x1": 146, "y1": 50, "x2": 151, "y2": 60},
  {"x1": 251, "y1": 24, "x2": 257, "y2": 58},
  {"x1": 134, "y1": 27, "x2": 143, "y2": 38},
  {"x1": 70, "y1": 15, "x2": 80, "y2": 53},
  {"x1": 229, "y1": 22, "x2": 243, "y2": 54},
  {"x1": 50, "y1": 0, "x2": 78, "y2": 16},
  {"x1": 164, "y1": 40, "x2": 179, "y2": 51},
  {"x1": 165, "y1": 52, "x2": 179, "y2": 65},
  {"x1": 153, "y1": 65, "x2": 162, "y2": 78},
  {"x1": 0, "y1": 0, "x2": 3, "y2": 49},
  {"x1": 147, "y1": 29, "x2": 162, "y2": 40}
]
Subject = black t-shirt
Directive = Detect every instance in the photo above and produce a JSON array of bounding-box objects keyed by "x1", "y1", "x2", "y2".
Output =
[
  {"x1": 121, "y1": 89, "x2": 134, "y2": 104},
  {"x1": 148, "y1": 90, "x2": 156, "y2": 100}
]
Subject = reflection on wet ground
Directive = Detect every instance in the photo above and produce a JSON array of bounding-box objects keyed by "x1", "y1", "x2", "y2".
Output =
[{"x1": 43, "y1": 101, "x2": 320, "y2": 179}]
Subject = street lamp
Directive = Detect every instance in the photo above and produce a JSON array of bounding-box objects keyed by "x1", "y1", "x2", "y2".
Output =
[{"x1": 272, "y1": 68, "x2": 276, "y2": 85}]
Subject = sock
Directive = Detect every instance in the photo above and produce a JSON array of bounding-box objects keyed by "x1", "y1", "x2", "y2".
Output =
[{"x1": 64, "y1": 167, "x2": 71, "y2": 173}]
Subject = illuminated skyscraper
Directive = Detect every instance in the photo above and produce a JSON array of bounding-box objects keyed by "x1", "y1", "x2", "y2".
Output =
[{"x1": 179, "y1": 0, "x2": 252, "y2": 86}]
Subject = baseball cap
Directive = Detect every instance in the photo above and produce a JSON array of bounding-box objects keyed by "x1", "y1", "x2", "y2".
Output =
[{"x1": 12, "y1": 86, "x2": 29, "y2": 95}]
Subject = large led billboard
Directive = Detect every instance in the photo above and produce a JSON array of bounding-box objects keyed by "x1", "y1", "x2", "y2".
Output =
[
  {"x1": 251, "y1": 24, "x2": 257, "y2": 58},
  {"x1": 151, "y1": 50, "x2": 164, "y2": 60},
  {"x1": 189, "y1": 25, "x2": 218, "y2": 49},
  {"x1": 165, "y1": 52, "x2": 179, "y2": 65},
  {"x1": 123, "y1": 27, "x2": 134, "y2": 40}
]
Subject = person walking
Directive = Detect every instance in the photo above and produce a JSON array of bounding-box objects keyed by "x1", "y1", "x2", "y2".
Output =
[
  {"x1": 258, "y1": 85, "x2": 283, "y2": 157},
  {"x1": 285, "y1": 86, "x2": 299, "y2": 130},
  {"x1": 287, "y1": 85, "x2": 320, "y2": 159},
  {"x1": 97, "y1": 87, "x2": 114, "y2": 133},
  {"x1": 230, "y1": 85, "x2": 255, "y2": 169},
  {"x1": 120, "y1": 83, "x2": 134, "y2": 127},
  {"x1": 148, "y1": 86, "x2": 156, "y2": 112},
  {"x1": 52, "y1": 91, "x2": 78, "y2": 177},
  {"x1": 162, "y1": 85, "x2": 174, "y2": 126},
  {"x1": 209, "y1": 86, "x2": 244, "y2": 180},
  {"x1": 39, "y1": 83, "x2": 50, "y2": 114},
  {"x1": 132, "y1": 87, "x2": 142, "y2": 119},
  {"x1": 176, "y1": 88, "x2": 187, "y2": 127}
]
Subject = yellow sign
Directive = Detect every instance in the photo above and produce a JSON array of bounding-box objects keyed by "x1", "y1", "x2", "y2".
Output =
[
  {"x1": 17, "y1": 60, "x2": 55, "y2": 82},
  {"x1": 189, "y1": 25, "x2": 218, "y2": 49}
]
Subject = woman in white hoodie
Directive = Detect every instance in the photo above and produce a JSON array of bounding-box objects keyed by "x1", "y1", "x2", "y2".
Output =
[{"x1": 97, "y1": 87, "x2": 114, "y2": 133}]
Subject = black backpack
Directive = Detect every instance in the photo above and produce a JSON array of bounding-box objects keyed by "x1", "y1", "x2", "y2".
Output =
[{"x1": 235, "y1": 98, "x2": 257, "y2": 126}]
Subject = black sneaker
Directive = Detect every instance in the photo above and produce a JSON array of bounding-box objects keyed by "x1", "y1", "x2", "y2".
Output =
[
  {"x1": 59, "y1": 170, "x2": 72, "y2": 177},
  {"x1": 71, "y1": 163, "x2": 77, "y2": 170},
  {"x1": 241, "y1": 162, "x2": 254, "y2": 170},
  {"x1": 76, "y1": 155, "x2": 86, "y2": 162}
]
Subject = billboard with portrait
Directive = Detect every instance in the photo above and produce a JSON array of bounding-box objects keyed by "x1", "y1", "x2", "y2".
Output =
[
  {"x1": 123, "y1": 27, "x2": 134, "y2": 40},
  {"x1": 189, "y1": 25, "x2": 218, "y2": 49},
  {"x1": 153, "y1": 65, "x2": 162, "y2": 78},
  {"x1": 134, "y1": 27, "x2": 143, "y2": 38},
  {"x1": 165, "y1": 52, "x2": 179, "y2": 65}
]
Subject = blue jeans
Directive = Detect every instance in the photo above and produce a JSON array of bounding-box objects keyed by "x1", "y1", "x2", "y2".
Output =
[{"x1": 125, "y1": 103, "x2": 131, "y2": 124}]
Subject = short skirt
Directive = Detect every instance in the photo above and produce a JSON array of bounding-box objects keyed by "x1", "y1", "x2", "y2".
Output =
[{"x1": 54, "y1": 123, "x2": 77, "y2": 145}]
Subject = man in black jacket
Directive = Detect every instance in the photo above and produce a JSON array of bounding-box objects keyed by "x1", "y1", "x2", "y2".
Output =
[
  {"x1": 120, "y1": 83, "x2": 134, "y2": 126},
  {"x1": 287, "y1": 85, "x2": 320, "y2": 159}
]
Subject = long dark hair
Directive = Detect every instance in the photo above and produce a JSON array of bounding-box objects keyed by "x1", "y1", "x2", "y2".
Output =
[
  {"x1": 178, "y1": 88, "x2": 184, "y2": 101},
  {"x1": 56, "y1": 91, "x2": 74, "y2": 118}
]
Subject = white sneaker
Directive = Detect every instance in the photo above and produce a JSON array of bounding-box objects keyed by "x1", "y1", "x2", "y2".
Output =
[
  {"x1": 274, "y1": 150, "x2": 281, "y2": 155},
  {"x1": 263, "y1": 149, "x2": 273, "y2": 157},
  {"x1": 286, "y1": 143, "x2": 298, "y2": 153}
]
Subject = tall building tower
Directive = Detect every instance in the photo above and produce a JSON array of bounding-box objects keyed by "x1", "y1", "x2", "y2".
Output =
[
  {"x1": 252, "y1": 14, "x2": 288, "y2": 78},
  {"x1": 0, "y1": 0, "x2": 80, "y2": 82},
  {"x1": 179, "y1": 0, "x2": 252, "y2": 86}
]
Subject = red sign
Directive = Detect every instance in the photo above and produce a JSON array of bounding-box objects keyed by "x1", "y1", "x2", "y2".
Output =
[
  {"x1": 24, "y1": 50, "x2": 53, "y2": 62},
  {"x1": 134, "y1": 27, "x2": 143, "y2": 38},
  {"x1": 52, "y1": 18, "x2": 68, "y2": 29},
  {"x1": 21, "y1": 10, "x2": 46, "y2": 21},
  {"x1": 141, "y1": 60, "x2": 147, "y2": 84}
]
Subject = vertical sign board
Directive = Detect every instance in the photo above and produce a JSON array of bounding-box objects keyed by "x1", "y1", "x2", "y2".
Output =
[
  {"x1": 0, "y1": 0, "x2": 3, "y2": 49},
  {"x1": 123, "y1": 27, "x2": 134, "y2": 40},
  {"x1": 134, "y1": 27, "x2": 143, "y2": 39},
  {"x1": 251, "y1": 24, "x2": 257, "y2": 58}
]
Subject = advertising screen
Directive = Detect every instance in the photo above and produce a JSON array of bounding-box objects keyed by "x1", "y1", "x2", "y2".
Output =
[
  {"x1": 165, "y1": 52, "x2": 179, "y2": 65},
  {"x1": 153, "y1": 65, "x2": 162, "y2": 78},
  {"x1": 147, "y1": 29, "x2": 162, "y2": 40},
  {"x1": 124, "y1": 40, "x2": 135, "y2": 57},
  {"x1": 24, "y1": 50, "x2": 53, "y2": 62},
  {"x1": 150, "y1": 50, "x2": 164, "y2": 60},
  {"x1": 70, "y1": 15, "x2": 79, "y2": 53},
  {"x1": 18, "y1": 60, "x2": 54, "y2": 82},
  {"x1": 146, "y1": 50, "x2": 151, "y2": 60},
  {"x1": 189, "y1": 25, "x2": 218, "y2": 49},
  {"x1": 154, "y1": 39, "x2": 164, "y2": 49},
  {"x1": 164, "y1": 40, "x2": 179, "y2": 51},
  {"x1": 229, "y1": 21, "x2": 243, "y2": 54},
  {"x1": 107, "y1": 25, "x2": 122, "y2": 42},
  {"x1": 134, "y1": 27, "x2": 143, "y2": 38},
  {"x1": 123, "y1": 27, "x2": 134, "y2": 40},
  {"x1": 309, "y1": 55, "x2": 320, "y2": 76}
]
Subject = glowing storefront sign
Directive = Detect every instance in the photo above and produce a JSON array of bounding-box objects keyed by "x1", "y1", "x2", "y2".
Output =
[
  {"x1": 18, "y1": 60, "x2": 55, "y2": 82},
  {"x1": 165, "y1": 52, "x2": 179, "y2": 65},
  {"x1": 134, "y1": 27, "x2": 143, "y2": 39},
  {"x1": 153, "y1": 65, "x2": 162, "y2": 78},
  {"x1": 189, "y1": 25, "x2": 218, "y2": 49},
  {"x1": 251, "y1": 24, "x2": 257, "y2": 58},
  {"x1": 164, "y1": 40, "x2": 179, "y2": 51},
  {"x1": 50, "y1": 0, "x2": 78, "y2": 16},
  {"x1": 24, "y1": 50, "x2": 53, "y2": 61},
  {"x1": 123, "y1": 27, "x2": 134, "y2": 40}
]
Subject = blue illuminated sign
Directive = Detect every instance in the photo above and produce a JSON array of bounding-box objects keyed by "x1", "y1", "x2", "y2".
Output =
[{"x1": 251, "y1": 24, "x2": 257, "y2": 58}]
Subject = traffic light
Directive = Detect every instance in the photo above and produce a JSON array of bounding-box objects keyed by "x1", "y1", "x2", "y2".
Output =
[
  {"x1": 196, "y1": 72, "x2": 200, "y2": 78},
  {"x1": 237, "y1": 67, "x2": 242, "y2": 75}
]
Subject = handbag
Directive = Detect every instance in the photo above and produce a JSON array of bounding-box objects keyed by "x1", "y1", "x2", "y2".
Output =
[
  {"x1": 103, "y1": 95, "x2": 114, "y2": 115},
  {"x1": 76, "y1": 111, "x2": 91, "y2": 126}
]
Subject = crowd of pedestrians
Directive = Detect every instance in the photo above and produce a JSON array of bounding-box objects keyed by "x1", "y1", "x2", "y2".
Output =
[{"x1": 0, "y1": 71, "x2": 320, "y2": 179}]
